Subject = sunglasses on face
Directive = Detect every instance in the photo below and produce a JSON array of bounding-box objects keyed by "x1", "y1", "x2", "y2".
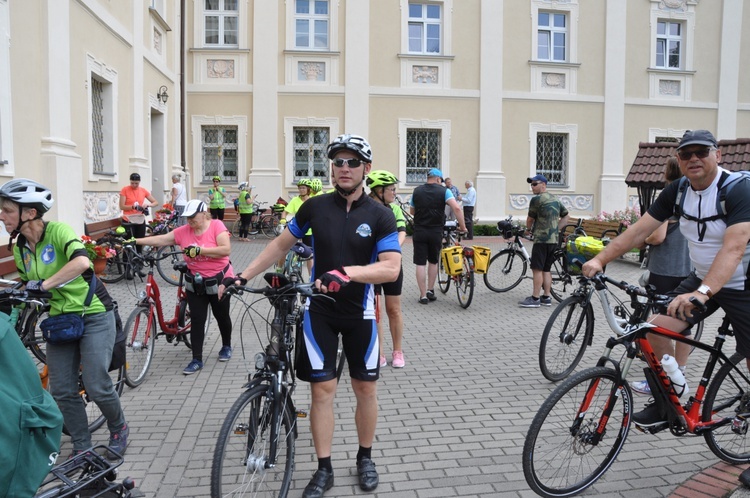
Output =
[
  {"x1": 332, "y1": 158, "x2": 364, "y2": 168},
  {"x1": 677, "y1": 148, "x2": 713, "y2": 161},
  {"x1": 530, "y1": 182, "x2": 541, "y2": 187}
]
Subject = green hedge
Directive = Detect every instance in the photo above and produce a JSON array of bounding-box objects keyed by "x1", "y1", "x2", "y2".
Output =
[{"x1": 405, "y1": 223, "x2": 501, "y2": 236}]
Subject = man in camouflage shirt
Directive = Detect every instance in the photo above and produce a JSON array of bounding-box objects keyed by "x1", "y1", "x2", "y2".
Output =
[{"x1": 519, "y1": 174, "x2": 569, "y2": 308}]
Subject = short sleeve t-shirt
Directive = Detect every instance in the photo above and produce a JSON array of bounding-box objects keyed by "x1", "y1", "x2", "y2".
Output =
[
  {"x1": 173, "y1": 219, "x2": 233, "y2": 277},
  {"x1": 120, "y1": 186, "x2": 151, "y2": 217},
  {"x1": 528, "y1": 192, "x2": 568, "y2": 244}
]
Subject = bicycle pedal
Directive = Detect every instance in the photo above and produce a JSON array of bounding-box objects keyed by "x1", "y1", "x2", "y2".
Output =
[{"x1": 296, "y1": 410, "x2": 308, "y2": 419}]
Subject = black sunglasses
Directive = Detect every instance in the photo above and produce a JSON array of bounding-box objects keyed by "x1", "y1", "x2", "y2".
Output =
[
  {"x1": 530, "y1": 182, "x2": 541, "y2": 187},
  {"x1": 332, "y1": 158, "x2": 364, "y2": 168},
  {"x1": 677, "y1": 148, "x2": 713, "y2": 161}
]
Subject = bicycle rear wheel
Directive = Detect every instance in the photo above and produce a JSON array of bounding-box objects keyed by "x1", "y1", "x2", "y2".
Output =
[
  {"x1": 260, "y1": 215, "x2": 279, "y2": 239},
  {"x1": 483, "y1": 249, "x2": 526, "y2": 292},
  {"x1": 438, "y1": 255, "x2": 451, "y2": 293},
  {"x1": 703, "y1": 352, "x2": 750, "y2": 463},
  {"x1": 539, "y1": 296, "x2": 595, "y2": 382},
  {"x1": 550, "y1": 252, "x2": 574, "y2": 302},
  {"x1": 176, "y1": 300, "x2": 194, "y2": 349},
  {"x1": 123, "y1": 306, "x2": 156, "y2": 388},
  {"x1": 211, "y1": 383, "x2": 296, "y2": 498},
  {"x1": 23, "y1": 306, "x2": 49, "y2": 364},
  {"x1": 63, "y1": 365, "x2": 125, "y2": 436},
  {"x1": 455, "y1": 259, "x2": 474, "y2": 309},
  {"x1": 155, "y1": 245, "x2": 185, "y2": 286},
  {"x1": 523, "y1": 367, "x2": 631, "y2": 497},
  {"x1": 231, "y1": 218, "x2": 242, "y2": 238}
]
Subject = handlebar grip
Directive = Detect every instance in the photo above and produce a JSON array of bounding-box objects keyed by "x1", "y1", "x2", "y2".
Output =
[{"x1": 688, "y1": 296, "x2": 708, "y2": 313}]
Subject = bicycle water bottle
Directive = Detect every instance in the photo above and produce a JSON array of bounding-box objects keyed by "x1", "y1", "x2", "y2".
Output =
[
  {"x1": 194, "y1": 272, "x2": 203, "y2": 287},
  {"x1": 8, "y1": 306, "x2": 19, "y2": 328},
  {"x1": 267, "y1": 317, "x2": 282, "y2": 357},
  {"x1": 662, "y1": 354, "x2": 689, "y2": 398}
]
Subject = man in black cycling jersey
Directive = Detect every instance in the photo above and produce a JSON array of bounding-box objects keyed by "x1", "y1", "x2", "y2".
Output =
[{"x1": 226, "y1": 134, "x2": 401, "y2": 498}]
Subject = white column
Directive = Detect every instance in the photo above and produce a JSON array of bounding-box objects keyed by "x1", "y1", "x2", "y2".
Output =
[
  {"x1": 344, "y1": 1, "x2": 370, "y2": 138},
  {"x1": 249, "y1": 1, "x2": 281, "y2": 198},
  {"x1": 716, "y1": 0, "x2": 743, "y2": 139},
  {"x1": 130, "y1": 1, "x2": 148, "y2": 176},
  {"x1": 599, "y1": 0, "x2": 628, "y2": 215},
  {"x1": 41, "y1": 0, "x2": 83, "y2": 233},
  {"x1": 476, "y1": 0, "x2": 505, "y2": 223}
]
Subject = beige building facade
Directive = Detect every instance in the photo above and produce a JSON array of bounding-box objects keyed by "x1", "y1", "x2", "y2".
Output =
[{"x1": 2, "y1": 0, "x2": 748, "y2": 237}]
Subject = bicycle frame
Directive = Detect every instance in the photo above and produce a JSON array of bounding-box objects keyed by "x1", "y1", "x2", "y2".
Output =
[{"x1": 140, "y1": 267, "x2": 189, "y2": 337}]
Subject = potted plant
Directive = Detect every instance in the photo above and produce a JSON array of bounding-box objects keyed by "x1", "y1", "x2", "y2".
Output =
[{"x1": 81, "y1": 235, "x2": 115, "y2": 275}]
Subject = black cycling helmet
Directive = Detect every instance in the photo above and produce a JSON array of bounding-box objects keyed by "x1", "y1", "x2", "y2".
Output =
[
  {"x1": 326, "y1": 134, "x2": 373, "y2": 162},
  {"x1": 130, "y1": 173, "x2": 141, "y2": 181}
]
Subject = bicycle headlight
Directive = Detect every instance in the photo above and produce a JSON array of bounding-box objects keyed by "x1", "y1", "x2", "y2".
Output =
[
  {"x1": 254, "y1": 352, "x2": 266, "y2": 370},
  {"x1": 138, "y1": 290, "x2": 147, "y2": 300}
]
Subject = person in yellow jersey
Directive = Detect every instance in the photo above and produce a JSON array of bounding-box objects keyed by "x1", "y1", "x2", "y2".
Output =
[
  {"x1": 366, "y1": 170, "x2": 407, "y2": 368},
  {"x1": 208, "y1": 175, "x2": 227, "y2": 220},
  {"x1": 280, "y1": 178, "x2": 315, "y2": 274},
  {"x1": 236, "y1": 182, "x2": 256, "y2": 241},
  {"x1": 311, "y1": 178, "x2": 324, "y2": 196}
]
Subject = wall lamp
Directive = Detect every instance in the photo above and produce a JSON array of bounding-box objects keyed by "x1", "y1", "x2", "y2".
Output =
[{"x1": 157, "y1": 85, "x2": 169, "y2": 104}]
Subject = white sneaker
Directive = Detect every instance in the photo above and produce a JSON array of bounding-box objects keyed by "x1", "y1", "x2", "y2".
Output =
[{"x1": 379, "y1": 355, "x2": 387, "y2": 367}]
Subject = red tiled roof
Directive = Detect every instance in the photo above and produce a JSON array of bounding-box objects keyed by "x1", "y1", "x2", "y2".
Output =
[{"x1": 626, "y1": 139, "x2": 750, "y2": 187}]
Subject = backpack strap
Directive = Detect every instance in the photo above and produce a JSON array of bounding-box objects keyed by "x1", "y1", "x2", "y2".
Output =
[
  {"x1": 716, "y1": 170, "x2": 750, "y2": 217},
  {"x1": 673, "y1": 176, "x2": 690, "y2": 218}
]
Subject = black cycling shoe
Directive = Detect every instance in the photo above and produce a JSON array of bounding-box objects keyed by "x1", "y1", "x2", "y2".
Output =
[
  {"x1": 740, "y1": 467, "x2": 750, "y2": 487},
  {"x1": 356, "y1": 457, "x2": 379, "y2": 491},
  {"x1": 632, "y1": 402, "x2": 665, "y2": 427},
  {"x1": 302, "y1": 468, "x2": 334, "y2": 498},
  {"x1": 426, "y1": 290, "x2": 437, "y2": 301}
]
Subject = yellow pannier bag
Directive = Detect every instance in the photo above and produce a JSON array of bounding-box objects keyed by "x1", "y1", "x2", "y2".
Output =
[{"x1": 441, "y1": 246, "x2": 463, "y2": 276}]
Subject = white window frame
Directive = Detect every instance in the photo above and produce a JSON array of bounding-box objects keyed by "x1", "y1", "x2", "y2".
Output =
[
  {"x1": 398, "y1": 118, "x2": 451, "y2": 187},
  {"x1": 191, "y1": 115, "x2": 248, "y2": 189},
  {"x1": 648, "y1": 127, "x2": 687, "y2": 143},
  {"x1": 407, "y1": 2, "x2": 442, "y2": 54},
  {"x1": 203, "y1": 0, "x2": 239, "y2": 48},
  {"x1": 285, "y1": 0, "x2": 338, "y2": 51},
  {"x1": 647, "y1": 1, "x2": 696, "y2": 101},
  {"x1": 529, "y1": 123, "x2": 577, "y2": 192},
  {"x1": 400, "y1": 0, "x2": 452, "y2": 56},
  {"x1": 536, "y1": 11, "x2": 567, "y2": 62},
  {"x1": 293, "y1": 0, "x2": 330, "y2": 50},
  {"x1": 655, "y1": 20, "x2": 683, "y2": 69},
  {"x1": 0, "y1": 0, "x2": 13, "y2": 176},
  {"x1": 283, "y1": 117, "x2": 339, "y2": 188},
  {"x1": 531, "y1": 1, "x2": 578, "y2": 64},
  {"x1": 87, "y1": 54, "x2": 119, "y2": 180}
]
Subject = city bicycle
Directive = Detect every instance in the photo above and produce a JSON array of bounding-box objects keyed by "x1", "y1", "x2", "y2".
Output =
[
  {"x1": 35, "y1": 446, "x2": 137, "y2": 498},
  {"x1": 437, "y1": 221, "x2": 475, "y2": 308},
  {"x1": 538, "y1": 274, "x2": 704, "y2": 381},
  {"x1": 95, "y1": 230, "x2": 147, "y2": 285},
  {"x1": 211, "y1": 274, "x2": 326, "y2": 498},
  {"x1": 1, "y1": 280, "x2": 125, "y2": 434},
  {"x1": 121, "y1": 245, "x2": 193, "y2": 388},
  {"x1": 523, "y1": 273, "x2": 749, "y2": 497},
  {"x1": 231, "y1": 201, "x2": 283, "y2": 239},
  {"x1": 482, "y1": 217, "x2": 577, "y2": 302}
]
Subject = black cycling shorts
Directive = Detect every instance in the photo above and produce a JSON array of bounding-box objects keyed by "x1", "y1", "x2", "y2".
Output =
[
  {"x1": 413, "y1": 229, "x2": 442, "y2": 265},
  {"x1": 374, "y1": 267, "x2": 403, "y2": 296},
  {"x1": 530, "y1": 243, "x2": 557, "y2": 272},
  {"x1": 297, "y1": 310, "x2": 379, "y2": 382}
]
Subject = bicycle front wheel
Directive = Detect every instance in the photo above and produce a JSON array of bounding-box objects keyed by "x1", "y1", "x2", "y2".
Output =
[
  {"x1": 455, "y1": 259, "x2": 474, "y2": 309},
  {"x1": 550, "y1": 253, "x2": 574, "y2": 302},
  {"x1": 124, "y1": 306, "x2": 156, "y2": 388},
  {"x1": 523, "y1": 367, "x2": 631, "y2": 497},
  {"x1": 231, "y1": 218, "x2": 242, "y2": 238},
  {"x1": 703, "y1": 352, "x2": 750, "y2": 463},
  {"x1": 539, "y1": 296, "x2": 595, "y2": 382},
  {"x1": 155, "y1": 245, "x2": 185, "y2": 286},
  {"x1": 23, "y1": 306, "x2": 49, "y2": 364},
  {"x1": 260, "y1": 215, "x2": 280, "y2": 239},
  {"x1": 483, "y1": 249, "x2": 527, "y2": 292},
  {"x1": 438, "y1": 255, "x2": 451, "y2": 293},
  {"x1": 211, "y1": 383, "x2": 296, "y2": 498},
  {"x1": 99, "y1": 249, "x2": 128, "y2": 284}
]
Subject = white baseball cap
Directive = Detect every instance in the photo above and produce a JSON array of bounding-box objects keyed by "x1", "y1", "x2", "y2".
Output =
[{"x1": 182, "y1": 199, "x2": 207, "y2": 218}]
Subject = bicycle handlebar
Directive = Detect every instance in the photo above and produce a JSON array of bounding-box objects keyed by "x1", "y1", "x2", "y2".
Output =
[
  {"x1": 225, "y1": 281, "x2": 319, "y2": 299},
  {"x1": 0, "y1": 286, "x2": 52, "y2": 305},
  {"x1": 123, "y1": 244, "x2": 183, "y2": 263},
  {"x1": 589, "y1": 273, "x2": 672, "y2": 309}
]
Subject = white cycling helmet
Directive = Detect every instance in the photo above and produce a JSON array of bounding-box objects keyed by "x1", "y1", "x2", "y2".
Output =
[
  {"x1": 238, "y1": 182, "x2": 248, "y2": 190},
  {"x1": 326, "y1": 134, "x2": 373, "y2": 162},
  {"x1": 0, "y1": 178, "x2": 54, "y2": 215}
]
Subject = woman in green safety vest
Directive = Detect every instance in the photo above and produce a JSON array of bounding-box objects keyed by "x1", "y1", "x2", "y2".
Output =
[
  {"x1": 208, "y1": 175, "x2": 227, "y2": 220},
  {"x1": 237, "y1": 182, "x2": 256, "y2": 241}
]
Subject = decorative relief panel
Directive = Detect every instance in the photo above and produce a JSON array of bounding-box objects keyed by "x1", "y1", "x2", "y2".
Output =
[
  {"x1": 153, "y1": 28, "x2": 162, "y2": 54},
  {"x1": 659, "y1": 0, "x2": 688, "y2": 11},
  {"x1": 207, "y1": 59, "x2": 235, "y2": 79},
  {"x1": 510, "y1": 194, "x2": 593, "y2": 212},
  {"x1": 297, "y1": 62, "x2": 325, "y2": 81},
  {"x1": 541, "y1": 72, "x2": 566, "y2": 89},
  {"x1": 83, "y1": 192, "x2": 122, "y2": 223},
  {"x1": 412, "y1": 65, "x2": 438, "y2": 84},
  {"x1": 659, "y1": 79, "x2": 681, "y2": 96}
]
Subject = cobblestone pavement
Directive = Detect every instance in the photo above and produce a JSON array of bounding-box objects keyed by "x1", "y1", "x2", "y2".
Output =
[{"x1": 71, "y1": 236, "x2": 745, "y2": 497}]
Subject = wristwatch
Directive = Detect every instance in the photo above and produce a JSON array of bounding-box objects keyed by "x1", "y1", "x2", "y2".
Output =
[{"x1": 697, "y1": 284, "x2": 713, "y2": 299}]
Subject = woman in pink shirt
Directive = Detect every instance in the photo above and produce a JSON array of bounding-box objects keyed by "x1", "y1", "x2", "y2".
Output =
[{"x1": 134, "y1": 199, "x2": 234, "y2": 375}]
